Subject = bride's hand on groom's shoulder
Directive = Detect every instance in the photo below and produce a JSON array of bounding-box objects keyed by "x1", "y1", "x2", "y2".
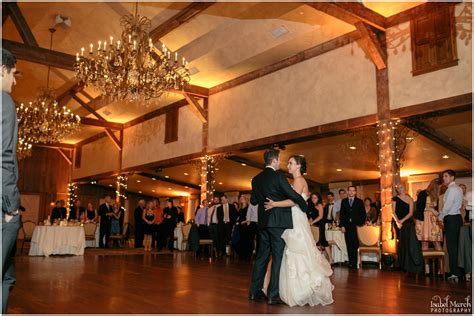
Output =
[{"x1": 264, "y1": 198, "x2": 274, "y2": 211}]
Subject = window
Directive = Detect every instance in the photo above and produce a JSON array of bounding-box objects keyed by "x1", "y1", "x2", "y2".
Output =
[
  {"x1": 410, "y1": 5, "x2": 458, "y2": 76},
  {"x1": 165, "y1": 107, "x2": 179, "y2": 144}
]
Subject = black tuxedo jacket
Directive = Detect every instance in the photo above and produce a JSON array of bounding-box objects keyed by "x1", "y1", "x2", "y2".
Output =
[
  {"x1": 99, "y1": 203, "x2": 113, "y2": 224},
  {"x1": 250, "y1": 167, "x2": 308, "y2": 229},
  {"x1": 216, "y1": 203, "x2": 238, "y2": 225},
  {"x1": 339, "y1": 197, "x2": 365, "y2": 228}
]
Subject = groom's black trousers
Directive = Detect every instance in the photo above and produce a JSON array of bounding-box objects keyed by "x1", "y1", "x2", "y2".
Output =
[{"x1": 249, "y1": 227, "x2": 285, "y2": 299}]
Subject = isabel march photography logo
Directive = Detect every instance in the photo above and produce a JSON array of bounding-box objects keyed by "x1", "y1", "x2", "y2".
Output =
[{"x1": 430, "y1": 295, "x2": 471, "y2": 313}]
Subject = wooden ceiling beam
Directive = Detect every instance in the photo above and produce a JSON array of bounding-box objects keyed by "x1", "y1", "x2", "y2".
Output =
[
  {"x1": 139, "y1": 172, "x2": 201, "y2": 190},
  {"x1": 123, "y1": 98, "x2": 188, "y2": 129},
  {"x1": 2, "y1": 3, "x2": 10, "y2": 25},
  {"x1": 79, "y1": 116, "x2": 123, "y2": 130},
  {"x1": 149, "y1": 2, "x2": 215, "y2": 43},
  {"x1": 210, "y1": 31, "x2": 360, "y2": 95},
  {"x1": 56, "y1": 148, "x2": 73, "y2": 165},
  {"x1": 171, "y1": 84, "x2": 210, "y2": 98},
  {"x1": 402, "y1": 119, "x2": 471, "y2": 162},
  {"x1": 386, "y1": 2, "x2": 458, "y2": 28},
  {"x1": 2, "y1": 40, "x2": 75, "y2": 71},
  {"x1": 71, "y1": 94, "x2": 106, "y2": 121},
  {"x1": 355, "y1": 22, "x2": 387, "y2": 70},
  {"x1": 183, "y1": 92, "x2": 207, "y2": 123},
  {"x1": 104, "y1": 129, "x2": 122, "y2": 151},
  {"x1": 307, "y1": 2, "x2": 387, "y2": 31},
  {"x1": 6, "y1": 3, "x2": 38, "y2": 47},
  {"x1": 33, "y1": 143, "x2": 75, "y2": 150},
  {"x1": 75, "y1": 131, "x2": 107, "y2": 148}
]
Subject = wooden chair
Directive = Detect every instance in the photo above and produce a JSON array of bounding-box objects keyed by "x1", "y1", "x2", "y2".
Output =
[
  {"x1": 198, "y1": 239, "x2": 213, "y2": 258},
  {"x1": 181, "y1": 223, "x2": 192, "y2": 251},
  {"x1": 109, "y1": 223, "x2": 128, "y2": 248},
  {"x1": 21, "y1": 220, "x2": 36, "y2": 254},
  {"x1": 422, "y1": 250, "x2": 445, "y2": 278},
  {"x1": 357, "y1": 225, "x2": 382, "y2": 269},
  {"x1": 310, "y1": 225, "x2": 320, "y2": 243},
  {"x1": 83, "y1": 222, "x2": 97, "y2": 248}
]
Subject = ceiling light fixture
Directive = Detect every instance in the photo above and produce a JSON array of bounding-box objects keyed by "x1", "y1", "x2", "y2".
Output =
[
  {"x1": 336, "y1": 169, "x2": 342, "y2": 172},
  {"x1": 442, "y1": 155, "x2": 449, "y2": 159},
  {"x1": 74, "y1": 3, "x2": 190, "y2": 101},
  {"x1": 349, "y1": 146, "x2": 356, "y2": 150}
]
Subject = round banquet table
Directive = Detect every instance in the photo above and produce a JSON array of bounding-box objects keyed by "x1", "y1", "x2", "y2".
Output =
[
  {"x1": 325, "y1": 226, "x2": 379, "y2": 264},
  {"x1": 29, "y1": 225, "x2": 86, "y2": 257}
]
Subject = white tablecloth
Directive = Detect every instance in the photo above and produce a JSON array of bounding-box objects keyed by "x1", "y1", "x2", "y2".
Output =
[
  {"x1": 29, "y1": 226, "x2": 86, "y2": 256},
  {"x1": 326, "y1": 228, "x2": 348, "y2": 263},
  {"x1": 326, "y1": 228, "x2": 379, "y2": 264},
  {"x1": 174, "y1": 225, "x2": 184, "y2": 250}
]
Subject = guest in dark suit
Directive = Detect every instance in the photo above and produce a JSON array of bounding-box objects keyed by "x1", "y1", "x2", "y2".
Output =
[
  {"x1": 134, "y1": 199, "x2": 145, "y2": 248},
  {"x1": 69, "y1": 200, "x2": 85, "y2": 221},
  {"x1": 163, "y1": 198, "x2": 178, "y2": 251},
  {"x1": 50, "y1": 200, "x2": 67, "y2": 223},
  {"x1": 248, "y1": 149, "x2": 307, "y2": 304},
  {"x1": 339, "y1": 186, "x2": 365, "y2": 268},
  {"x1": 2, "y1": 49, "x2": 21, "y2": 313},
  {"x1": 216, "y1": 194, "x2": 238, "y2": 257},
  {"x1": 99, "y1": 195, "x2": 114, "y2": 248},
  {"x1": 208, "y1": 196, "x2": 221, "y2": 256}
]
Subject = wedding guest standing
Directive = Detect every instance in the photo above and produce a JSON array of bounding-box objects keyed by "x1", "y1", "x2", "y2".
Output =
[
  {"x1": 195, "y1": 200, "x2": 210, "y2": 239},
  {"x1": 414, "y1": 179, "x2": 443, "y2": 251},
  {"x1": 393, "y1": 183, "x2": 423, "y2": 274},
  {"x1": 176, "y1": 206, "x2": 185, "y2": 224},
  {"x1": 245, "y1": 202, "x2": 258, "y2": 256},
  {"x1": 216, "y1": 195, "x2": 238, "y2": 257},
  {"x1": 50, "y1": 200, "x2": 67, "y2": 223},
  {"x1": 2, "y1": 48, "x2": 21, "y2": 314},
  {"x1": 142, "y1": 201, "x2": 155, "y2": 251},
  {"x1": 325, "y1": 192, "x2": 336, "y2": 222},
  {"x1": 69, "y1": 200, "x2": 85, "y2": 221},
  {"x1": 438, "y1": 170, "x2": 464, "y2": 282},
  {"x1": 99, "y1": 195, "x2": 114, "y2": 248},
  {"x1": 363, "y1": 197, "x2": 378, "y2": 224},
  {"x1": 339, "y1": 186, "x2": 365, "y2": 269},
  {"x1": 235, "y1": 196, "x2": 252, "y2": 260},
  {"x1": 208, "y1": 196, "x2": 221, "y2": 257},
  {"x1": 333, "y1": 189, "x2": 347, "y2": 223},
  {"x1": 134, "y1": 199, "x2": 145, "y2": 248},
  {"x1": 311, "y1": 193, "x2": 332, "y2": 264},
  {"x1": 153, "y1": 201, "x2": 164, "y2": 250},
  {"x1": 86, "y1": 202, "x2": 98, "y2": 221},
  {"x1": 163, "y1": 199, "x2": 178, "y2": 251},
  {"x1": 110, "y1": 203, "x2": 123, "y2": 247}
]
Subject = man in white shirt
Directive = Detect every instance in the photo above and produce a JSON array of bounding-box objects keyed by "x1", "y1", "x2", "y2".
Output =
[
  {"x1": 333, "y1": 189, "x2": 347, "y2": 221},
  {"x1": 438, "y1": 169, "x2": 464, "y2": 281},
  {"x1": 207, "y1": 196, "x2": 220, "y2": 257}
]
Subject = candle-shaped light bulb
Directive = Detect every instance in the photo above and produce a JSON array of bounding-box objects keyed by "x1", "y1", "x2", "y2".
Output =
[
  {"x1": 81, "y1": 47, "x2": 84, "y2": 56},
  {"x1": 117, "y1": 40, "x2": 121, "y2": 49},
  {"x1": 76, "y1": 53, "x2": 79, "y2": 61},
  {"x1": 98, "y1": 41, "x2": 101, "y2": 50},
  {"x1": 167, "y1": 51, "x2": 170, "y2": 59},
  {"x1": 90, "y1": 44, "x2": 93, "y2": 53},
  {"x1": 162, "y1": 43, "x2": 165, "y2": 52},
  {"x1": 185, "y1": 61, "x2": 189, "y2": 67},
  {"x1": 110, "y1": 36, "x2": 113, "y2": 45},
  {"x1": 133, "y1": 40, "x2": 136, "y2": 50},
  {"x1": 103, "y1": 41, "x2": 107, "y2": 51},
  {"x1": 175, "y1": 52, "x2": 178, "y2": 62},
  {"x1": 128, "y1": 34, "x2": 131, "y2": 43},
  {"x1": 182, "y1": 57, "x2": 185, "y2": 66}
]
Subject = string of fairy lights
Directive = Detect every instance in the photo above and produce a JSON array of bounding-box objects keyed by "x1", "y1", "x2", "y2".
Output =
[
  {"x1": 67, "y1": 183, "x2": 78, "y2": 210},
  {"x1": 116, "y1": 175, "x2": 128, "y2": 200}
]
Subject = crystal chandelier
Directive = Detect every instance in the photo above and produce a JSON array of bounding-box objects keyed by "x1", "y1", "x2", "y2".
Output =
[
  {"x1": 16, "y1": 28, "x2": 81, "y2": 157},
  {"x1": 73, "y1": 3, "x2": 190, "y2": 101}
]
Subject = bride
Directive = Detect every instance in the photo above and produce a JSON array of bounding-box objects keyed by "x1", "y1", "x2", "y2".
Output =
[{"x1": 264, "y1": 155, "x2": 334, "y2": 307}]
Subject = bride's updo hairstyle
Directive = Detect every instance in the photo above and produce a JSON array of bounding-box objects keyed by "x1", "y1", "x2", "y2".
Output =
[{"x1": 289, "y1": 155, "x2": 307, "y2": 174}]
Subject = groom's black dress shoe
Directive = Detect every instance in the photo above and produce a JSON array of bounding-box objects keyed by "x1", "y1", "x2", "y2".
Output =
[
  {"x1": 249, "y1": 290, "x2": 267, "y2": 301},
  {"x1": 268, "y1": 297, "x2": 284, "y2": 305}
]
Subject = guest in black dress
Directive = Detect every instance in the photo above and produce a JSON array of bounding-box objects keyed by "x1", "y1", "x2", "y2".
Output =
[
  {"x1": 392, "y1": 183, "x2": 423, "y2": 274},
  {"x1": 235, "y1": 196, "x2": 252, "y2": 260},
  {"x1": 163, "y1": 199, "x2": 178, "y2": 251},
  {"x1": 309, "y1": 193, "x2": 332, "y2": 263},
  {"x1": 134, "y1": 199, "x2": 145, "y2": 248},
  {"x1": 142, "y1": 201, "x2": 155, "y2": 252},
  {"x1": 50, "y1": 200, "x2": 67, "y2": 224},
  {"x1": 86, "y1": 202, "x2": 98, "y2": 221},
  {"x1": 69, "y1": 200, "x2": 86, "y2": 221},
  {"x1": 176, "y1": 206, "x2": 185, "y2": 224}
]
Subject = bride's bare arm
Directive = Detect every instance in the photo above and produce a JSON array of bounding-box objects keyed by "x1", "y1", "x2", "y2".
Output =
[{"x1": 265, "y1": 198, "x2": 295, "y2": 209}]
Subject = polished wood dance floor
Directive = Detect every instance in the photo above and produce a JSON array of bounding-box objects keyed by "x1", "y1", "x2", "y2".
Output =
[{"x1": 9, "y1": 249, "x2": 472, "y2": 314}]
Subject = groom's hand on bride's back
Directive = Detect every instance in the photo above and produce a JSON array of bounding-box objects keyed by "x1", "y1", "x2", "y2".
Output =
[{"x1": 264, "y1": 197, "x2": 274, "y2": 211}]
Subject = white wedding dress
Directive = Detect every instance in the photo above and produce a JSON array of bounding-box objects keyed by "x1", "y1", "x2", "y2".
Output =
[{"x1": 279, "y1": 192, "x2": 334, "y2": 306}]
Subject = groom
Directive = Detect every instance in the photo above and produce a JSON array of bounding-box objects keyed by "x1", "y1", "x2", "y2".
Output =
[{"x1": 248, "y1": 149, "x2": 308, "y2": 304}]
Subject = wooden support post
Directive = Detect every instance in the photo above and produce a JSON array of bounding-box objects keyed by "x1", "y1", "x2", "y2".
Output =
[
  {"x1": 375, "y1": 33, "x2": 398, "y2": 255},
  {"x1": 200, "y1": 156, "x2": 216, "y2": 203},
  {"x1": 184, "y1": 93, "x2": 207, "y2": 123},
  {"x1": 57, "y1": 148, "x2": 73, "y2": 165}
]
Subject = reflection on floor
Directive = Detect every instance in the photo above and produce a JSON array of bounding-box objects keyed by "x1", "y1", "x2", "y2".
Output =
[{"x1": 9, "y1": 249, "x2": 472, "y2": 314}]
